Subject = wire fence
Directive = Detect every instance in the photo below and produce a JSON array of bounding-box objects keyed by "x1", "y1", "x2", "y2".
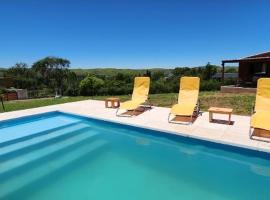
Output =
[{"x1": 27, "y1": 88, "x2": 55, "y2": 99}]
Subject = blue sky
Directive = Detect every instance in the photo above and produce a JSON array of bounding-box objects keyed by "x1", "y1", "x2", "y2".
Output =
[{"x1": 0, "y1": 0, "x2": 269, "y2": 68}]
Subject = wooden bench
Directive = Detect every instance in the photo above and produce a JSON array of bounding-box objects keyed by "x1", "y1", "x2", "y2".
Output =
[{"x1": 208, "y1": 107, "x2": 233, "y2": 125}]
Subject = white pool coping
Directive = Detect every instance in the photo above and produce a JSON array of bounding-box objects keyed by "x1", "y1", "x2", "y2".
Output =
[{"x1": 1, "y1": 99, "x2": 270, "y2": 153}]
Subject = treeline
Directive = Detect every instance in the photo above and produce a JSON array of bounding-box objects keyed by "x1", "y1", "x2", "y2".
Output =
[
  {"x1": 2, "y1": 57, "x2": 237, "y2": 97},
  {"x1": 2, "y1": 57, "x2": 78, "y2": 97}
]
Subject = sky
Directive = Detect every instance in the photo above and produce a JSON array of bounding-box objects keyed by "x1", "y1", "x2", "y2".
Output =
[{"x1": 0, "y1": 0, "x2": 270, "y2": 68}]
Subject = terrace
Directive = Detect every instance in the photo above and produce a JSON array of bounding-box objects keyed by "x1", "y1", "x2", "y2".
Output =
[{"x1": 1, "y1": 99, "x2": 270, "y2": 153}]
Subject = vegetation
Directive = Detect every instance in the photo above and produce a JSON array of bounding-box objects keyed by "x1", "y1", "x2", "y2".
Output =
[
  {"x1": 71, "y1": 68, "x2": 171, "y2": 77},
  {"x1": 79, "y1": 75, "x2": 105, "y2": 96},
  {"x1": 93, "y1": 92, "x2": 255, "y2": 115},
  {"x1": 4, "y1": 57, "x2": 78, "y2": 97},
  {"x1": 0, "y1": 92, "x2": 255, "y2": 115},
  {"x1": 32, "y1": 57, "x2": 71, "y2": 95},
  {"x1": 1, "y1": 58, "x2": 247, "y2": 115},
  {"x1": 0, "y1": 96, "x2": 91, "y2": 112},
  {"x1": 2, "y1": 57, "x2": 238, "y2": 98}
]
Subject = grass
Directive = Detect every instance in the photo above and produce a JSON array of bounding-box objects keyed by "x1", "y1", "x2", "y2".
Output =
[
  {"x1": 93, "y1": 92, "x2": 255, "y2": 115},
  {"x1": 0, "y1": 92, "x2": 255, "y2": 115},
  {"x1": 0, "y1": 96, "x2": 92, "y2": 112}
]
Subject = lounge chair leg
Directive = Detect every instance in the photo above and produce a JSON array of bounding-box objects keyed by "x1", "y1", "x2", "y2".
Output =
[
  {"x1": 249, "y1": 127, "x2": 270, "y2": 143},
  {"x1": 132, "y1": 109, "x2": 136, "y2": 116},
  {"x1": 168, "y1": 113, "x2": 172, "y2": 123},
  {"x1": 190, "y1": 115, "x2": 193, "y2": 124},
  {"x1": 249, "y1": 127, "x2": 253, "y2": 139},
  {"x1": 116, "y1": 108, "x2": 121, "y2": 116},
  {"x1": 116, "y1": 108, "x2": 134, "y2": 117}
]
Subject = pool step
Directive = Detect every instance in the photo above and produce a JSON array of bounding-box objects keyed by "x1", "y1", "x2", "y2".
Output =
[
  {"x1": 0, "y1": 121, "x2": 81, "y2": 147},
  {"x1": 0, "y1": 123, "x2": 91, "y2": 159},
  {"x1": 0, "y1": 130, "x2": 98, "y2": 177},
  {"x1": 0, "y1": 139, "x2": 108, "y2": 199}
]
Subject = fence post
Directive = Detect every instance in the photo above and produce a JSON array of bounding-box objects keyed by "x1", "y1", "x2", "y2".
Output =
[{"x1": 1, "y1": 95, "x2": 5, "y2": 112}]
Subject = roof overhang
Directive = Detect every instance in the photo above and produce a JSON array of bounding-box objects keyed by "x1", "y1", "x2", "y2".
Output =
[{"x1": 222, "y1": 57, "x2": 270, "y2": 64}]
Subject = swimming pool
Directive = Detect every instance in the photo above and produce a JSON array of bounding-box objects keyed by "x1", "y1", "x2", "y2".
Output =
[{"x1": 0, "y1": 111, "x2": 270, "y2": 200}]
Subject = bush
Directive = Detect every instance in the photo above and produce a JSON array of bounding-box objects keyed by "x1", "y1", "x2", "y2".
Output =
[
  {"x1": 223, "y1": 78, "x2": 237, "y2": 86},
  {"x1": 0, "y1": 87, "x2": 6, "y2": 94},
  {"x1": 79, "y1": 75, "x2": 104, "y2": 96},
  {"x1": 64, "y1": 86, "x2": 79, "y2": 96},
  {"x1": 200, "y1": 80, "x2": 221, "y2": 91},
  {"x1": 150, "y1": 79, "x2": 171, "y2": 94}
]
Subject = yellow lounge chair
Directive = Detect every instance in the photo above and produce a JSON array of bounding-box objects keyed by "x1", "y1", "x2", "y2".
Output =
[
  {"x1": 116, "y1": 77, "x2": 151, "y2": 117},
  {"x1": 250, "y1": 78, "x2": 270, "y2": 141},
  {"x1": 168, "y1": 76, "x2": 200, "y2": 124}
]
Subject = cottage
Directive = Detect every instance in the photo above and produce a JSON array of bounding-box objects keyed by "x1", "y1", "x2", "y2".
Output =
[
  {"x1": 221, "y1": 52, "x2": 270, "y2": 93},
  {"x1": 222, "y1": 51, "x2": 270, "y2": 86}
]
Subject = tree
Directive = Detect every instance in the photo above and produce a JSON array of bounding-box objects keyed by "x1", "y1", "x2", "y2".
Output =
[
  {"x1": 6, "y1": 63, "x2": 37, "y2": 89},
  {"x1": 144, "y1": 70, "x2": 152, "y2": 77},
  {"x1": 172, "y1": 67, "x2": 192, "y2": 77},
  {"x1": 32, "y1": 57, "x2": 70, "y2": 95},
  {"x1": 202, "y1": 62, "x2": 218, "y2": 80},
  {"x1": 79, "y1": 75, "x2": 104, "y2": 96},
  {"x1": 7, "y1": 63, "x2": 28, "y2": 76},
  {"x1": 64, "y1": 71, "x2": 80, "y2": 96},
  {"x1": 152, "y1": 71, "x2": 165, "y2": 81}
]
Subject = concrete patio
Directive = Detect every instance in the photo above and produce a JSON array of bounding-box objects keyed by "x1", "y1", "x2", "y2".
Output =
[{"x1": 1, "y1": 99, "x2": 270, "y2": 153}]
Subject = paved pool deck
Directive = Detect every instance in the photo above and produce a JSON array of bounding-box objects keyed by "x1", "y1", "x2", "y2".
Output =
[{"x1": 1, "y1": 100, "x2": 270, "y2": 153}]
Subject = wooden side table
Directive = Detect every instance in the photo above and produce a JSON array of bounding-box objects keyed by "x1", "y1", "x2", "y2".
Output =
[
  {"x1": 208, "y1": 107, "x2": 233, "y2": 125},
  {"x1": 105, "y1": 97, "x2": 120, "y2": 108}
]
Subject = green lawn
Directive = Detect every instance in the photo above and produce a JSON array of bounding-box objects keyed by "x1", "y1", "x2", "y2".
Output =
[
  {"x1": 0, "y1": 92, "x2": 255, "y2": 115},
  {"x1": 0, "y1": 96, "x2": 92, "y2": 113}
]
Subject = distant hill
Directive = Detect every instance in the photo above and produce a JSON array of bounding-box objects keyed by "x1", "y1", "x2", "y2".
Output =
[
  {"x1": 1, "y1": 67, "x2": 173, "y2": 77},
  {"x1": 71, "y1": 68, "x2": 173, "y2": 77},
  {"x1": 1, "y1": 66, "x2": 237, "y2": 78}
]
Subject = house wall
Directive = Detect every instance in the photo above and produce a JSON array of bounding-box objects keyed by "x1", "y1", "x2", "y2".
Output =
[
  {"x1": 266, "y1": 62, "x2": 270, "y2": 75},
  {"x1": 238, "y1": 62, "x2": 252, "y2": 82},
  {"x1": 238, "y1": 61, "x2": 270, "y2": 83}
]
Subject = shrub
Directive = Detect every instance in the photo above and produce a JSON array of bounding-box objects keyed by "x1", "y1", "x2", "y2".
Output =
[
  {"x1": 0, "y1": 87, "x2": 6, "y2": 94},
  {"x1": 150, "y1": 79, "x2": 171, "y2": 94},
  {"x1": 64, "y1": 86, "x2": 79, "y2": 96},
  {"x1": 200, "y1": 80, "x2": 221, "y2": 91},
  {"x1": 223, "y1": 78, "x2": 237, "y2": 86},
  {"x1": 79, "y1": 75, "x2": 104, "y2": 96}
]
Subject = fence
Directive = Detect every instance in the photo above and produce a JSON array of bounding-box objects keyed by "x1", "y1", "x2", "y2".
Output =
[{"x1": 27, "y1": 88, "x2": 55, "y2": 99}]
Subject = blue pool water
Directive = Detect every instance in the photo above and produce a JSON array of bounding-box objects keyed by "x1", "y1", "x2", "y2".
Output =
[{"x1": 0, "y1": 111, "x2": 270, "y2": 200}]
